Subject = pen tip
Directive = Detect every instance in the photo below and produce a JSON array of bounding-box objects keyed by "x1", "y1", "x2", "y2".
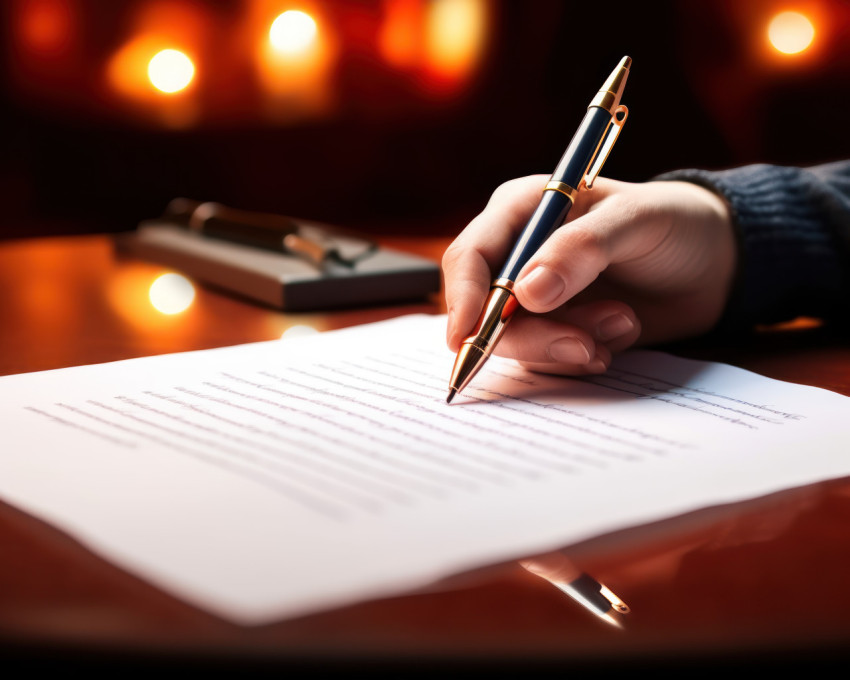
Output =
[
  {"x1": 620, "y1": 55, "x2": 632, "y2": 69},
  {"x1": 446, "y1": 389, "x2": 456, "y2": 404}
]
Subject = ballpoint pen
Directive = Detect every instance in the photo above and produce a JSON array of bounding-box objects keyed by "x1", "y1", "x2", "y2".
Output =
[{"x1": 446, "y1": 56, "x2": 631, "y2": 403}]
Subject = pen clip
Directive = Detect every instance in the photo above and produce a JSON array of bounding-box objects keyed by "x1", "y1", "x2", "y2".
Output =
[
  {"x1": 599, "y1": 584, "x2": 631, "y2": 614},
  {"x1": 582, "y1": 105, "x2": 628, "y2": 189}
]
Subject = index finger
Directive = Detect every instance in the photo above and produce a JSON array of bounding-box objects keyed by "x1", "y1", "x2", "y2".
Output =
[{"x1": 442, "y1": 175, "x2": 548, "y2": 350}]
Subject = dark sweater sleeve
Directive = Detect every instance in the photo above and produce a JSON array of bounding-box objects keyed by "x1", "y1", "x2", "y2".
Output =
[{"x1": 655, "y1": 161, "x2": 850, "y2": 330}]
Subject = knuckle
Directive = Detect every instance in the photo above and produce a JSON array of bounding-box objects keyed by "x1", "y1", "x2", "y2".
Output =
[
  {"x1": 602, "y1": 190, "x2": 646, "y2": 222},
  {"x1": 441, "y1": 241, "x2": 464, "y2": 270},
  {"x1": 561, "y1": 225, "x2": 607, "y2": 267},
  {"x1": 488, "y1": 176, "x2": 538, "y2": 205},
  {"x1": 488, "y1": 179, "x2": 519, "y2": 204}
]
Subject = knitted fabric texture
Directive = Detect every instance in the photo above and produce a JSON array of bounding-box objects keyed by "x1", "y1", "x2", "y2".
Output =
[{"x1": 655, "y1": 161, "x2": 850, "y2": 331}]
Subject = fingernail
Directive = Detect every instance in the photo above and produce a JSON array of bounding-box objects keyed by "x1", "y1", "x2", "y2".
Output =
[
  {"x1": 596, "y1": 313, "x2": 634, "y2": 342},
  {"x1": 446, "y1": 307, "x2": 456, "y2": 343},
  {"x1": 516, "y1": 266, "x2": 565, "y2": 307},
  {"x1": 548, "y1": 337, "x2": 592, "y2": 364},
  {"x1": 586, "y1": 357, "x2": 608, "y2": 373}
]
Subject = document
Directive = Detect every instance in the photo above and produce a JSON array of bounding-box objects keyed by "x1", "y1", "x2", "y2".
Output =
[{"x1": 2, "y1": 314, "x2": 849, "y2": 624}]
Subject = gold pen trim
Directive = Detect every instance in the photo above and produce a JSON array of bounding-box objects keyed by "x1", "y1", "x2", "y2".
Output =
[
  {"x1": 583, "y1": 105, "x2": 629, "y2": 189},
  {"x1": 588, "y1": 55, "x2": 631, "y2": 113},
  {"x1": 543, "y1": 181, "x2": 578, "y2": 203},
  {"x1": 599, "y1": 584, "x2": 631, "y2": 614},
  {"x1": 447, "y1": 285, "x2": 518, "y2": 398}
]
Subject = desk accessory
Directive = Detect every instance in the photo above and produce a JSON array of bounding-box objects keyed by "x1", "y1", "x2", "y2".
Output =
[{"x1": 118, "y1": 200, "x2": 441, "y2": 312}]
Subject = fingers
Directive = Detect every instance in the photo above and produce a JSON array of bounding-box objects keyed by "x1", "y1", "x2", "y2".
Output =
[
  {"x1": 443, "y1": 175, "x2": 549, "y2": 350},
  {"x1": 513, "y1": 179, "x2": 659, "y2": 314},
  {"x1": 442, "y1": 250, "x2": 491, "y2": 352},
  {"x1": 443, "y1": 175, "x2": 654, "y2": 369},
  {"x1": 493, "y1": 300, "x2": 641, "y2": 375},
  {"x1": 443, "y1": 172, "x2": 738, "y2": 366}
]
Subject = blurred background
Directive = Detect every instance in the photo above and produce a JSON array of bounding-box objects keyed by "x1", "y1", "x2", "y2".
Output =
[{"x1": 1, "y1": 0, "x2": 848, "y2": 240}]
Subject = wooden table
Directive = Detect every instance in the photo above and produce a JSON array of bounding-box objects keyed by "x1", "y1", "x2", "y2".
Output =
[{"x1": 2, "y1": 233, "x2": 849, "y2": 673}]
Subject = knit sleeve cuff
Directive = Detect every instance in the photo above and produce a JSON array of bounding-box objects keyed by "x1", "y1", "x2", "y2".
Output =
[{"x1": 654, "y1": 164, "x2": 849, "y2": 332}]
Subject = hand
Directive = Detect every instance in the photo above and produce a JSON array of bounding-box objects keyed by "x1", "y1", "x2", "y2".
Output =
[{"x1": 442, "y1": 175, "x2": 737, "y2": 375}]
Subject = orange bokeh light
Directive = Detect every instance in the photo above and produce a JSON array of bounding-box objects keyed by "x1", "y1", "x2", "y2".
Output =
[
  {"x1": 250, "y1": 3, "x2": 338, "y2": 122},
  {"x1": 378, "y1": 0, "x2": 490, "y2": 96},
  {"x1": 16, "y1": 0, "x2": 75, "y2": 56},
  {"x1": 424, "y1": 0, "x2": 488, "y2": 82},
  {"x1": 148, "y1": 273, "x2": 196, "y2": 315},
  {"x1": 104, "y1": 2, "x2": 207, "y2": 126},
  {"x1": 768, "y1": 10, "x2": 816, "y2": 54},
  {"x1": 269, "y1": 9, "x2": 318, "y2": 54},
  {"x1": 11, "y1": 0, "x2": 495, "y2": 127},
  {"x1": 107, "y1": 266, "x2": 199, "y2": 333},
  {"x1": 107, "y1": 35, "x2": 198, "y2": 99},
  {"x1": 148, "y1": 49, "x2": 196, "y2": 93},
  {"x1": 379, "y1": 0, "x2": 425, "y2": 70}
]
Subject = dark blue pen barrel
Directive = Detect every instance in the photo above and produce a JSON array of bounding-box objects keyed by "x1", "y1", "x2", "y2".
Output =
[
  {"x1": 497, "y1": 106, "x2": 613, "y2": 283},
  {"x1": 498, "y1": 191, "x2": 572, "y2": 281},
  {"x1": 551, "y1": 106, "x2": 613, "y2": 188}
]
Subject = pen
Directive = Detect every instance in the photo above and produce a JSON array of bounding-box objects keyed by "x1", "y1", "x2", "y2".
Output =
[
  {"x1": 446, "y1": 56, "x2": 632, "y2": 403},
  {"x1": 519, "y1": 552, "x2": 630, "y2": 629},
  {"x1": 164, "y1": 197, "x2": 300, "y2": 250},
  {"x1": 161, "y1": 198, "x2": 375, "y2": 270}
]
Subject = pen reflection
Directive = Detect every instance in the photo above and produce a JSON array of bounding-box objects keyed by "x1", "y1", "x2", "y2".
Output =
[{"x1": 519, "y1": 551, "x2": 629, "y2": 629}]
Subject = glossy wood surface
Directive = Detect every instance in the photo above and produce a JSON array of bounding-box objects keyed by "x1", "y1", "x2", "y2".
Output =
[{"x1": 1, "y1": 234, "x2": 849, "y2": 672}]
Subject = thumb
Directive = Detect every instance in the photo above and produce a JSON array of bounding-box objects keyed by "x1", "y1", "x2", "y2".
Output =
[
  {"x1": 512, "y1": 179, "x2": 644, "y2": 313},
  {"x1": 513, "y1": 218, "x2": 612, "y2": 313}
]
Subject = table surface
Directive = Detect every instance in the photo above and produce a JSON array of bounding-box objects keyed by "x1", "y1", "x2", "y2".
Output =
[{"x1": 2, "y1": 233, "x2": 850, "y2": 673}]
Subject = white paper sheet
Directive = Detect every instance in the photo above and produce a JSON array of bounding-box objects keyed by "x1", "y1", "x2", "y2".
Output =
[{"x1": 2, "y1": 314, "x2": 848, "y2": 624}]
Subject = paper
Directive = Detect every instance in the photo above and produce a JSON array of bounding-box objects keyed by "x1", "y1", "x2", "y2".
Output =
[{"x1": 2, "y1": 314, "x2": 849, "y2": 624}]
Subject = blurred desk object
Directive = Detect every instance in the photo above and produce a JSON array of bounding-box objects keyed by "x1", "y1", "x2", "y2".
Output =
[
  {"x1": 1, "y1": 233, "x2": 850, "y2": 672},
  {"x1": 120, "y1": 202, "x2": 441, "y2": 311}
]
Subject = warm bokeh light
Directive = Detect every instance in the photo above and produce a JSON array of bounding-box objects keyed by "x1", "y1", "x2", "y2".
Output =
[
  {"x1": 768, "y1": 11, "x2": 815, "y2": 54},
  {"x1": 269, "y1": 10, "x2": 317, "y2": 54},
  {"x1": 379, "y1": 0, "x2": 423, "y2": 69},
  {"x1": 17, "y1": 0, "x2": 74, "y2": 56},
  {"x1": 252, "y1": 3, "x2": 337, "y2": 122},
  {"x1": 106, "y1": 35, "x2": 201, "y2": 127},
  {"x1": 148, "y1": 273, "x2": 196, "y2": 315},
  {"x1": 103, "y1": 2, "x2": 206, "y2": 127},
  {"x1": 424, "y1": 0, "x2": 488, "y2": 85},
  {"x1": 147, "y1": 48, "x2": 195, "y2": 93},
  {"x1": 379, "y1": 0, "x2": 489, "y2": 95}
]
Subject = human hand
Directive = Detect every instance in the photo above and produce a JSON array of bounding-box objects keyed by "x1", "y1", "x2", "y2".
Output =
[{"x1": 442, "y1": 175, "x2": 737, "y2": 375}]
